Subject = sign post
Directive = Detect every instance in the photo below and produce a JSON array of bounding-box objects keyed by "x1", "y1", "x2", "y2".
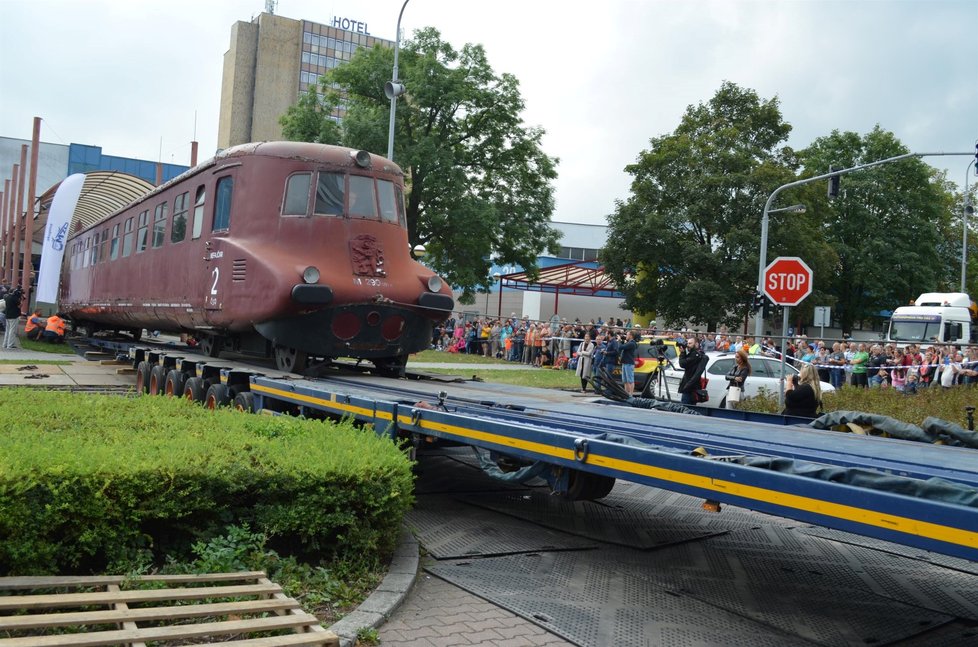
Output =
[
  {"x1": 814, "y1": 306, "x2": 831, "y2": 339},
  {"x1": 763, "y1": 257, "x2": 814, "y2": 410}
]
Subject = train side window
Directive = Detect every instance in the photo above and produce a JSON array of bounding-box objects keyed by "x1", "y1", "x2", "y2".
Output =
[
  {"x1": 192, "y1": 186, "x2": 205, "y2": 239},
  {"x1": 395, "y1": 185, "x2": 407, "y2": 228},
  {"x1": 92, "y1": 231, "x2": 101, "y2": 265},
  {"x1": 122, "y1": 217, "x2": 135, "y2": 257},
  {"x1": 283, "y1": 173, "x2": 311, "y2": 216},
  {"x1": 136, "y1": 210, "x2": 149, "y2": 253},
  {"x1": 171, "y1": 192, "x2": 188, "y2": 243},
  {"x1": 314, "y1": 172, "x2": 344, "y2": 216},
  {"x1": 99, "y1": 228, "x2": 109, "y2": 262},
  {"x1": 82, "y1": 237, "x2": 90, "y2": 268},
  {"x1": 152, "y1": 202, "x2": 168, "y2": 248},
  {"x1": 213, "y1": 176, "x2": 233, "y2": 231},
  {"x1": 348, "y1": 175, "x2": 377, "y2": 219},
  {"x1": 110, "y1": 224, "x2": 120, "y2": 260},
  {"x1": 377, "y1": 179, "x2": 398, "y2": 224}
]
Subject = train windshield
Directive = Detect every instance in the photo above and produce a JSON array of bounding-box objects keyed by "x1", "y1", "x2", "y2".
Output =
[
  {"x1": 315, "y1": 172, "x2": 344, "y2": 216},
  {"x1": 377, "y1": 180, "x2": 399, "y2": 224},
  {"x1": 348, "y1": 175, "x2": 378, "y2": 219}
]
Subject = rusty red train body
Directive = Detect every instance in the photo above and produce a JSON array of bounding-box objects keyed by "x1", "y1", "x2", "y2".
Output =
[{"x1": 59, "y1": 142, "x2": 454, "y2": 371}]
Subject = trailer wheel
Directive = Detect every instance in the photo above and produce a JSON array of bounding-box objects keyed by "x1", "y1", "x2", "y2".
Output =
[
  {"x1": 233, "y1": 392, "x2": 255, "y2": 413},
  {"x1": 562, "y1": 470, "x2": 616, "y2": 501},
  {"x1": 183, "y1": 376, "x2": 205, "y2": 403},
  {"x1": 164, "y1": 370, "x2": 186, "y2": 396},
  {"x1": 136, "y1": 361, "x2": 152, "y2": 394},
  {"x1": 149, "y1": 365, "x2": 167, "y2": 395},
  {"x1": 205, "y1": 383, "x2": 231, "y2": 409},
  {"x1": 274, "y1": 345, "x2": 308, "y2": 373}
]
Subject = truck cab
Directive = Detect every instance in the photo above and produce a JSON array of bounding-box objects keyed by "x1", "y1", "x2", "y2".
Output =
[{"x1": 887, "y1": 292, "x2": 977, "y2": 345}]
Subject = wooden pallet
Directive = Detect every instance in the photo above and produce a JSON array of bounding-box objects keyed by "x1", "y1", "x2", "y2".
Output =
[{"x1": 0, "y1": 571, "x2": 339, "y2": 646}]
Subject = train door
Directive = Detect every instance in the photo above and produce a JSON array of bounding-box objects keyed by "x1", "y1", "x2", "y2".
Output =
[{"x1": 203, "y1": 173, "x2": 235, "y2": 321}]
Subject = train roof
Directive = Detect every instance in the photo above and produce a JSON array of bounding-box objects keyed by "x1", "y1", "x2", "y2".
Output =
[{"x1": 64, "y1": 142, "x2": 404, "y2": 237}]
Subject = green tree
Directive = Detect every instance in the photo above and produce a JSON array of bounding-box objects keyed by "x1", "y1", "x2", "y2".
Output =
[
  {"x1": 603, "y1": 82, "x2": 829, "y2": 330},
  {"x1": 798, "y1": 126, "x2": 953, "y2": 334},
  {"x1": 279, "y1": 28, "x2": 560, "y2": 301}
]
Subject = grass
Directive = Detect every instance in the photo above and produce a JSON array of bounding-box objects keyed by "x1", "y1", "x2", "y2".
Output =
[
  {"x1": 738, "y1": 384, "x2": 978, "y2": 428},
  {"x1": 17, "y1": 338, "x2": 76, "y2": 354},
  {"x1": 0, "y1": 358, "x2": 71, "y2": 365},
  {"x1": 420, "y1": 367, "x2": 581, "y2": 389},
  {"x1": 412, "y1": 349, "x2": 510, "y2": 364}
]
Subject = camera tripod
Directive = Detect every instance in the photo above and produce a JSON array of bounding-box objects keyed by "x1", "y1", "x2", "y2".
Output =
[{"x1": 641, "y1": 356, "x2": 676, "y2": 401}]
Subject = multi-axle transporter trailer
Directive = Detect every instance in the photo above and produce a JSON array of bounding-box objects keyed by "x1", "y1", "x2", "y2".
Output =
[{"x1": 127, "y1": 346, "x2": 978, "y2": 563}]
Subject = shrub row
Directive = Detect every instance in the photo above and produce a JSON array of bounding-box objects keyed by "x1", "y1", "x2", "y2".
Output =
[{"x1": 0, "y1": 389, "x2": 414, "y2": 575}]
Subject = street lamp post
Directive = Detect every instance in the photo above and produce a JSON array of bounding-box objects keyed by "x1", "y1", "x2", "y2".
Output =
[
  {"x1": 385, "y1": 0, "x2": 410, "y2": 161},
  {"x1": 485, "y1": 272, "x2": 501, "y2": 316},
  {"x1": 754, "y1": 203, "x2": 806, "y2": 338},
  {"x1": 962, "y1": 159, "x2": 975, "y2": 293}
]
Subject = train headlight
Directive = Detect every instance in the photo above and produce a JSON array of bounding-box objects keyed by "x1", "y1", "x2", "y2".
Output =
[
  {"x1": 427, "y1": 276, "x2": 443, "y2": 293},
  {"x1": 351, "y1": 150, "x2": 372, "y2": 168},
  {"x1": 302, "y1": 266, "x2": 321, "y2": 284}
]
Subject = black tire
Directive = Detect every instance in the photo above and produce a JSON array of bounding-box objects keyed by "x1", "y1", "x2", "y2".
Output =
[
  {"x1": 561, "y1": 470, "x2": 616, "y2": 501},
  {"x1": 149, "y1": 364, "x2": 168, "y2": 395},
  {"x1": 205, "y1": 383, "x2": 231, "y2": 410},
  {"x1": 183, "y1": 376, "x2": 205, "y2": 403},
  {"x1": 135, "y1": 361, "x2": 151, "y2": 394},
  {"x1": 164, "y1": 370, "x2": 186, "y2": 397},
  {"x1": 274, "y1": 345, "x2": 308, "y2": 373},
  {"x1": 233, "y1": 391, "x2": 255, "y2": 413}
]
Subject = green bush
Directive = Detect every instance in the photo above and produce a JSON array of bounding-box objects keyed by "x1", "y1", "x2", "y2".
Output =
[{"x1": 0, "y1": 389, "x2": 414, "y2": 575}]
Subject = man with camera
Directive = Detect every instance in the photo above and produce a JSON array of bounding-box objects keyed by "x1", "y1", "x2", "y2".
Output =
[{"x1": 677, "y1": 336, "x2": 706, "y2": 406}]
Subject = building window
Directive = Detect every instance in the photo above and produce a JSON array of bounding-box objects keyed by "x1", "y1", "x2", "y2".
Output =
[
  {"x1": 213, "y1": 176, "x2": 233, "y2": 231},
  {"x1": 152, "y1": 202, "x2": 168, "y2": 248},
  {"x1": 171, "y1": 192, "x2": 188, "y2": 243}
]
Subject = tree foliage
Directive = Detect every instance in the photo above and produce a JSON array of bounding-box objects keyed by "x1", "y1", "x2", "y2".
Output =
[
  {"x1": 279, "y1": 28, "x2": 560, "y2": 301},
  {"x1": 603, "y1": 82, "x2": 833, "y2": 330},
  {"x1": 798, "y1": 126, "x2": 954, "y2": 333}
]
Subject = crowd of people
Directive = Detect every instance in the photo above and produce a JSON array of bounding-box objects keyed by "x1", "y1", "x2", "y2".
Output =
[
  {"x1": 430, "y1": 313, "x2": 978, "y2": 392},
  {"x1": 0, "y1": 284, "x2": 67, "y2": 348}
]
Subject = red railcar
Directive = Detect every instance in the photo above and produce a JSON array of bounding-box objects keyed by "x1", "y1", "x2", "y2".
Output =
[{"x1": 59, "y1": 142, "x2": 454, "y2": 372}]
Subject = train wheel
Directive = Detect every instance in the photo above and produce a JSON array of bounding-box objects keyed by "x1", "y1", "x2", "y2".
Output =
[
  {"x1": 129, "y1": 328, "x2": 143, "y2": 341},
  {"x1": 199, "y1": 334, "x2": 222, "y2": 358},
  {"x1": 205, "y1": 383, "x2": 231, "y2": 410},
  {"x1": 233, "y1": 391, "x2": 255, "y2": 413},
  {"x1": 374, "y1": 354, "x2": 408, "y2": 378},
  {"x1": 149, "y1": 365, "x2": 168, "y2": 395},
  {"x1": 135, "y1": 361, "x2": 151, "y2": 394},
  {"x1": 183, "y1": 376, "x2": 205, "y2": 403},
  {"x1": 274, "y1": 346, "x2": 308, "y2": 373},
  {"x1": 164, "y1": 370, "x2": 186, "y2": 397}
]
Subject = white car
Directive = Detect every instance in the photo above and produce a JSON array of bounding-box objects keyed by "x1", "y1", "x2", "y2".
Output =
[{"x1": 657, "y1": 351, "x2": 835, "y2": 408}]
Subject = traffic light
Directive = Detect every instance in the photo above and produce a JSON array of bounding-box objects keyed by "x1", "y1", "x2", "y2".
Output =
[
  {"x1": 827, "y1": 165, "x2": 841, "y2": 199},
  {"x1": 751, "y1": 290, "x2": 764, "y2": 312}
]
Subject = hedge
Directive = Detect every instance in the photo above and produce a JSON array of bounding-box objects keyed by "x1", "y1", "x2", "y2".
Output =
[{"x1": 0, "y1": 389, "x2": 414, "y2": 575}]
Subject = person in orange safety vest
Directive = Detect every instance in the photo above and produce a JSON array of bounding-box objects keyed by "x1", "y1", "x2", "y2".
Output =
[
  {"x1": 24, "y1": 310, "x2": 47, "y2": 341},
  {"x1": 42, "y1": 313, "x2": 66, "y2": 343}
]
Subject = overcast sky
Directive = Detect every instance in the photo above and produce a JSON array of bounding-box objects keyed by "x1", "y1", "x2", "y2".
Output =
[{"x1": 1, "y1": 0, "x2": 975, "y2": 224}]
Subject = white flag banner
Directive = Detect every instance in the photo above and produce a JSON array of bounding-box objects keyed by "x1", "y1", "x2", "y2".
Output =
[{"x1": 36, "y1": 173, "x2": 85, "y2": 304}]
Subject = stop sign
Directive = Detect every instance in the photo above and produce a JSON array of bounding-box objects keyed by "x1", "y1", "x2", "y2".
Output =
[{"x1": 764, "y1": 257, "x2": 813, "y2": 306}]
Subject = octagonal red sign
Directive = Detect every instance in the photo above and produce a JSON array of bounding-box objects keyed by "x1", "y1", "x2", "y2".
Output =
[{"x1": 763, "y1": 257, "x2": 813, "y2": 306}]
